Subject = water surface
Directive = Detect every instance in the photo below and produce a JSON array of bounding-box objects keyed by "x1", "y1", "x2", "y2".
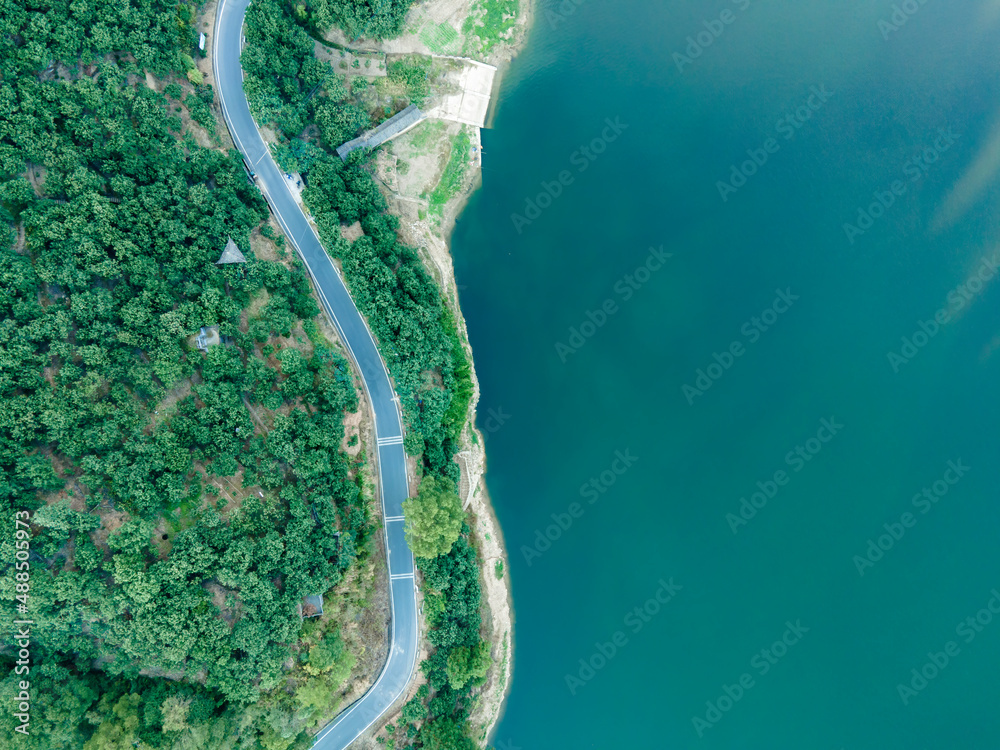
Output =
[{"x1": 453, "y1": 2, "x2": 1000, "y2": 747}]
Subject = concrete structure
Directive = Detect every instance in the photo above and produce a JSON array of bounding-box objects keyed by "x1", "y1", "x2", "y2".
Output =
[
  {"x1": 336, "y1": 105, "x2": 426, "y2": 160},
  {"x1": 216, "y1": 236, "x2": 246, "y2": 264},
  {"x1": 301, "y1": 594, "x2": 324, "y2": 619},
  {"x1": 195, "y1": 326, "x2": 221, "y2": 351},
  {"x1": 426, "y1": 57, "x2": 497, "y2": 128}
]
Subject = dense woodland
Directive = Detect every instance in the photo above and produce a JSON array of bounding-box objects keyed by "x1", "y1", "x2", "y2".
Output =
[{"x1": 0, "y1": 0, "x2": 486, "y2": 747}]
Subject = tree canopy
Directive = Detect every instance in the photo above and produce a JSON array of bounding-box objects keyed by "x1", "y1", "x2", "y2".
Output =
[
  {"x1": 0, "y1": 0, "x2": 373, "y2": 746},
  {"x1": 403, "y1": 476, "x2": 465, "y2": 559}
]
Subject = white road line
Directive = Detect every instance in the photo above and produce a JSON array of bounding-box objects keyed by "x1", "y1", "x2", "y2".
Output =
[
  {"x1": 212, "y1": 4, "x2": 419, "y2": 746},
  {"x1": 384, "y1": 516, "x2": 404, "y2": 522}
]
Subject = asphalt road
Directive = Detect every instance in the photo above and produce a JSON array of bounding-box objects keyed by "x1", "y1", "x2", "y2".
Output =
[{"x1": 212, "y1": 2, "x2": 419, "y2": 745}]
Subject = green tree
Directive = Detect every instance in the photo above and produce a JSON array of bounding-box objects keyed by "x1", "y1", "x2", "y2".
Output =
[
  {"x1": 160, "y1": 695, "x2": 191, "y2": 732},
  {"x1": 444, "y1": 640, "x2": 492, "y2": 690},
  {"x1": 400, "y1": 684, "x2": 428, "y2": 724},
  {"x1": 402, "y1": 476, "x2": 464, "y2": 558},
  {"x1": 416, "y1": 717, "x2": 476, "y2": 750},
  {"x1": 82, "y1": 693, "x2": 143, "y2": 750},
  {"x1": 304, "y1": 629, "x2": 344, "y2": 674},
  {"x1": 0, "y1": 663, "x2": 97, "y2": 748}
]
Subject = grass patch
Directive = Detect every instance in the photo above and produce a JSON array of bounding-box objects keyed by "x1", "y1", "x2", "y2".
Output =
[
  {"x1": 427, "y1": 129, "x2": 471, "y2": 218},
  {"x1": 463, "y1": 0, "x2": 519, "y2": 56},
  {"x1": 385, "y1": 57, "x2": 431, "y2": 106},
  {"x1": 408, "y1": 119, "x2": 445, "y2": 154},
  {"x1": 439, "y1": 303, "x2": 474, "y2": 441},
  {"x1": 420, "y1": 22, "x2": 460, "y2": 54}
]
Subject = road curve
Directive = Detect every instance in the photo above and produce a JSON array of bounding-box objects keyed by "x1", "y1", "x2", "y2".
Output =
[{"x1": 212, "y1": 2, "x2": 419, "y2": 746}]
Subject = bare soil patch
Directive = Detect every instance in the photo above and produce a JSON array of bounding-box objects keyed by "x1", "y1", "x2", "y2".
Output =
[
  {"x1": 152, "y1": 377, "x2": 193, "y2": 430},
  {"x1": 340, "y1": 221, "x2": 365, "y2": 243},
  {"x1": 92, "y1": 504, "x2": 130, "y2": 552},
  {"x1": 204, "y1": 580, "x2": 241, "y2": 626}
]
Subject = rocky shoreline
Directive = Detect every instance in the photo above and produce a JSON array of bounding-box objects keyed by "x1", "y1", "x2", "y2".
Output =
[{"x1": 376, "y1": 2, "x2": 535, "y2": 741}]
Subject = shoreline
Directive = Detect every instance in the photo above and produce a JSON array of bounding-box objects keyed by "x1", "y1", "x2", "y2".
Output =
[
  {"x1": 380, "y1": 0, "x2": 536, "y2": 741},
  {"x1": 439, "y1": 0, "x2": 535, "y2": 738},
  {"x1": 248, "y1": 0, "x2": 537, "y2": 740},
  {"x1": 446, "y1": 2, "x2": 536, "y2": 739}
]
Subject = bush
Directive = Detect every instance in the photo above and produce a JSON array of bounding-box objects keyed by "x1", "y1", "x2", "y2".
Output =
[{"x1": 387, "y1": 57, "x2": 430, "y2": 106}]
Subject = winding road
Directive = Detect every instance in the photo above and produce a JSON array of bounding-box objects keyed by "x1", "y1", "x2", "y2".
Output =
[{"x1": 212, "y1": 1, "x2": 419, "y2": 746}]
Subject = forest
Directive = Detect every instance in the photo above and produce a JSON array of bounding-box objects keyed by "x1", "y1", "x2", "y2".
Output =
[{"x1": 0, "y1": 0, "x2": 486, "y2": 747}]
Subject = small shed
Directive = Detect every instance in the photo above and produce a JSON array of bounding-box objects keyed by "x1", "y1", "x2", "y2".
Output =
[
  {"x1": 300, "y1": 594, "x2": 324, "y2": 619},
  {"x1": 195, "y1": 325, "x2": 221, "y2": 351},
  {"x1": 199, "y1": 33, "x2": 207, "y2": 51},
  {"x1": 216, "y1": 237, "x2": 246, "y2": 265}
]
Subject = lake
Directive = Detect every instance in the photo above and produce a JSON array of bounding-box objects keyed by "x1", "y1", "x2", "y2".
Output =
[{"x1": 452, "y1": 1, "x2": 1000, "y2": 747}]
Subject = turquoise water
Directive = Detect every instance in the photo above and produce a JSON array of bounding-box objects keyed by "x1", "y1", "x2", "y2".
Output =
[{"x1": 452, "y1": 1, "x2": 1000, "y2": 748}]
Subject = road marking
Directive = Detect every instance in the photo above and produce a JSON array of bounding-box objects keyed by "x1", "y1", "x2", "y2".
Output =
[
  {"x1": 212, "y1": 5, "x2": 419, "y2": 745},
  {"x1": 384, "y1": 516, "x2": 404, "y2": 522},
  {"x1": 377, "y1": 436, "x2": 404, "y2": 446}
]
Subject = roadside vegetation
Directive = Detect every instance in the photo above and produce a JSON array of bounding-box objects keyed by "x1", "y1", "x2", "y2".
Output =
[
  {"x1": 0, "y1": 0, "x2": 489, "y2": 747},
  {"x1": 243, "y1": 2, "x2": 489, "y2": 747},
  {"x1": 296, "y1": 0, "x2": 413, "y2": 40}
]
